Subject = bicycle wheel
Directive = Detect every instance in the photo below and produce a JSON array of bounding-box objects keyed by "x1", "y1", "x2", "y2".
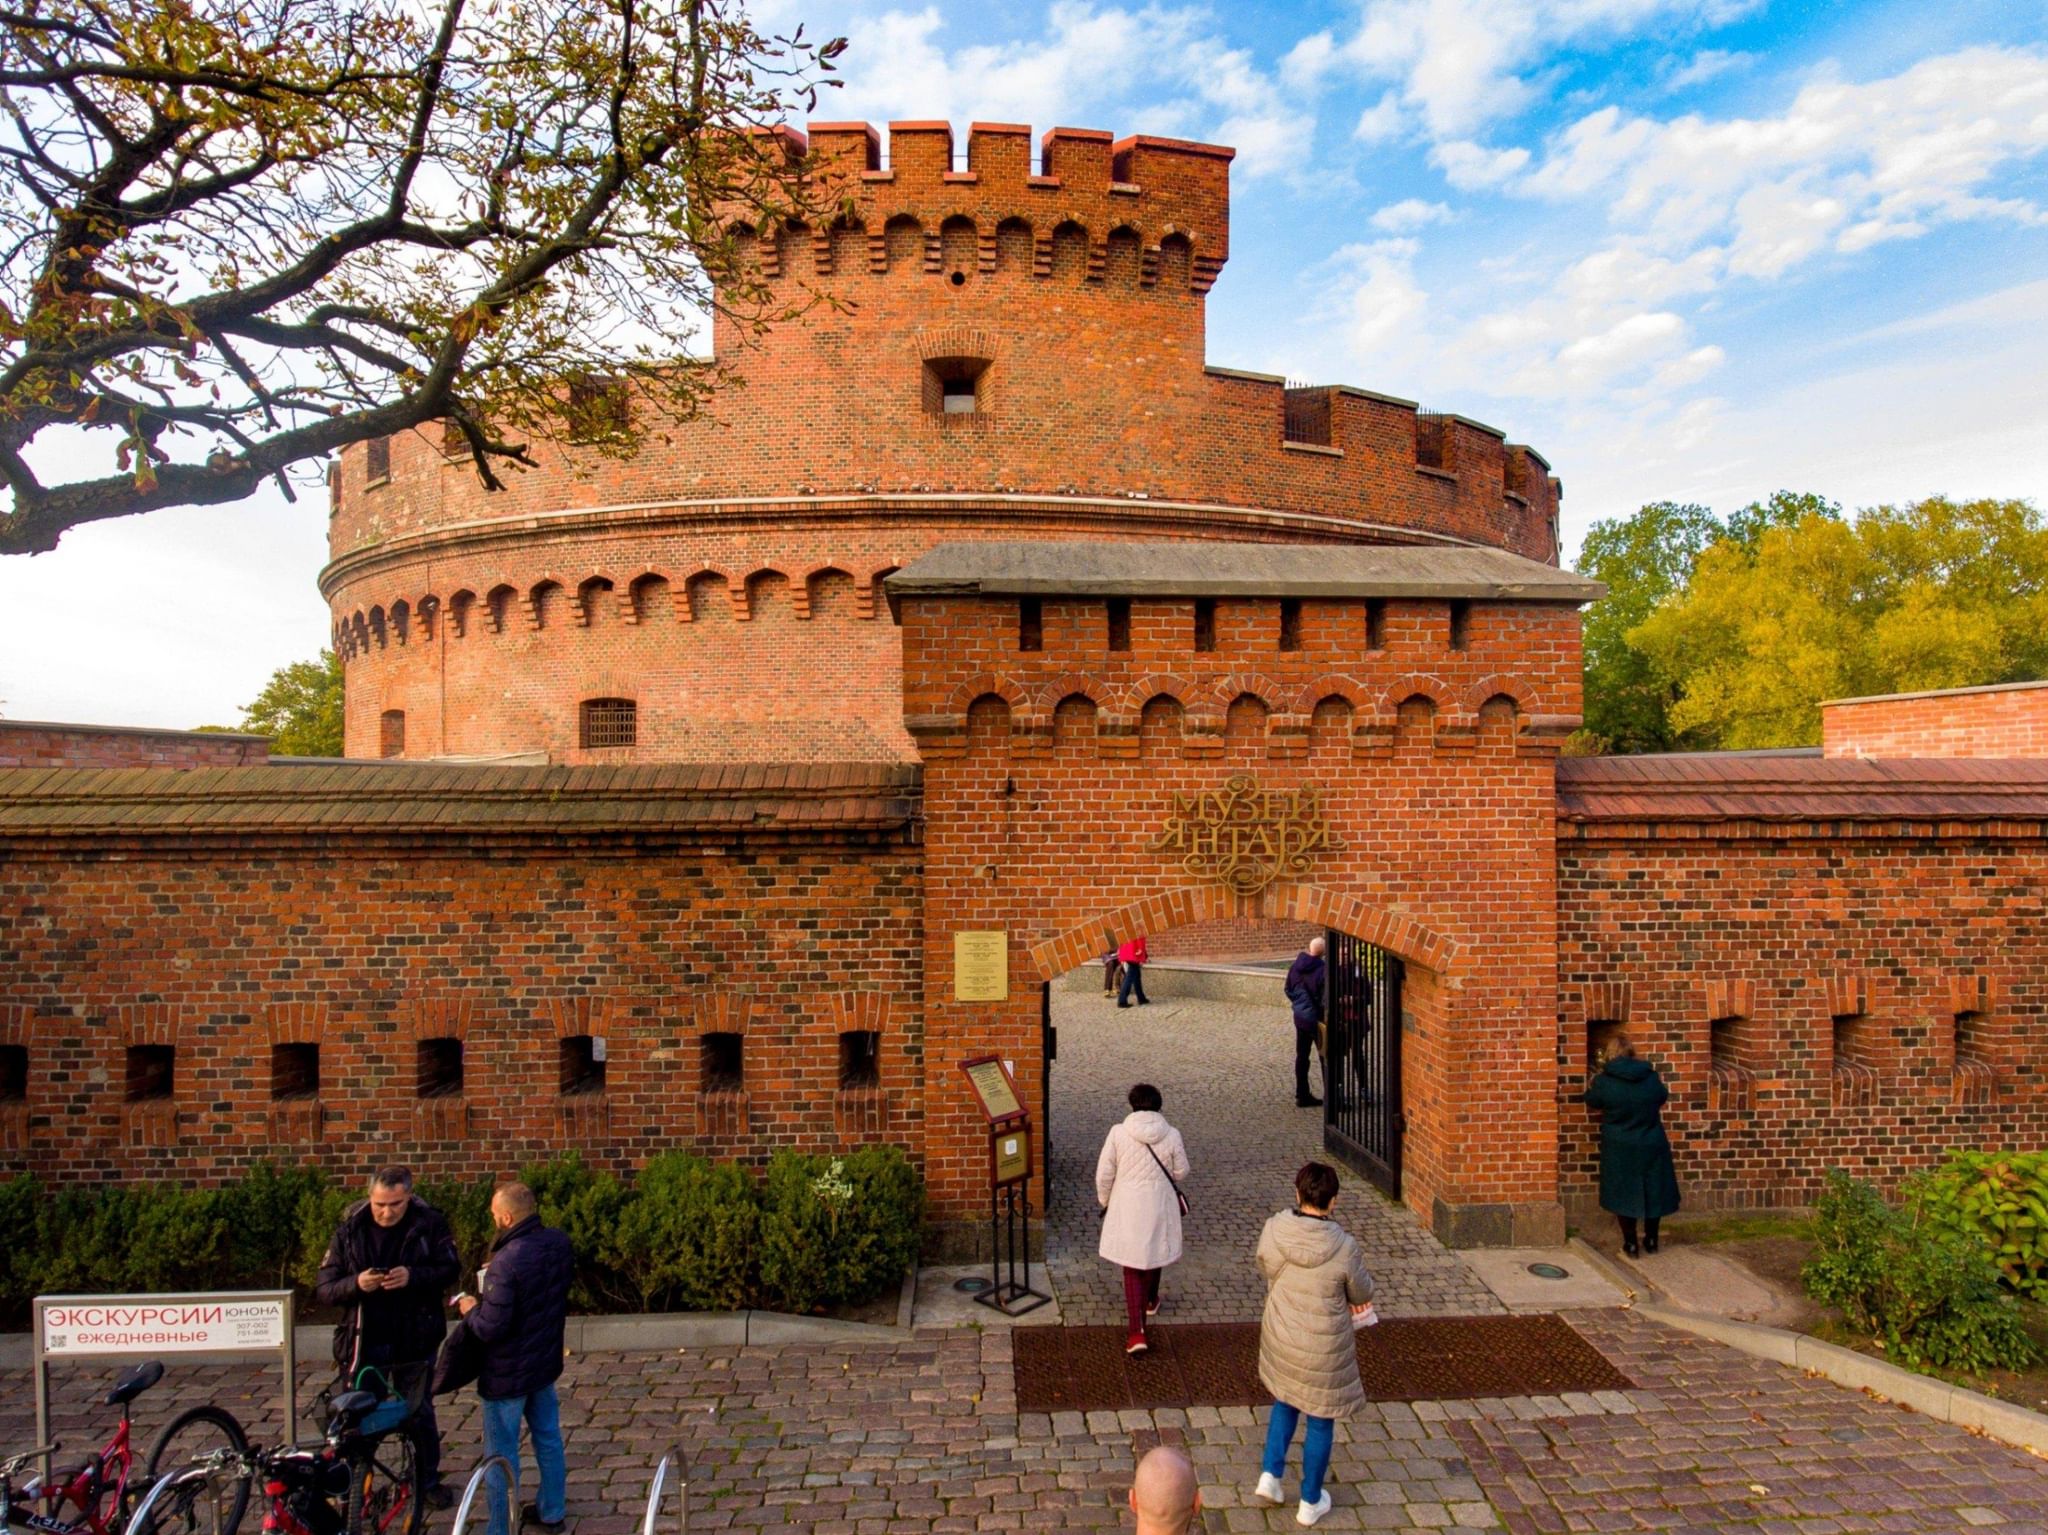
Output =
[
  {"x1": 342, "y1": 1435, "x2": 421, "y2": 1535},
  {"x1": 140, "y1": 1406, "x2": 251, "y2": 1535}
]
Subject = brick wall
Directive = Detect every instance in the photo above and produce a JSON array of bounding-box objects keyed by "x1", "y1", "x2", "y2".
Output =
[
  {"x1": 0, "y1": 720, "x2": 268, "y2": 769},
  {"x1": 1146, "y1": 917, "x2": 1320, "y2": 962},
  {"x1": 901, "y1": 588, "x2": 1584, "y2": 1244},
  {"x1": 0, "y1": 768, "x2": 922, "y2": 1183},
  {"x1": 1824, "y1": 681, "x2": 2048, "y2": 759}
]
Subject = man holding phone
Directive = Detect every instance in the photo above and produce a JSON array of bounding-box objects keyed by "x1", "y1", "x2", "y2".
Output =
[{"x1": 314, "y1": 1165, "x2": 461, "y2": 1508}]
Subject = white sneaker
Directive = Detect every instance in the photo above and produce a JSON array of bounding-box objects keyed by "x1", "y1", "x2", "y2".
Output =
[
  {"x1": 1296, "y1": 1491, "x2": 1332, "y2": 1526},
  {"x1": 1254, "y1": 1472, "x2": 1285, "y2": 1504}
]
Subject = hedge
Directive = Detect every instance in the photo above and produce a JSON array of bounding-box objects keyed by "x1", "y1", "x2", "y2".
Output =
[{"x1": 0, "y1": 1147, "x2": 921, "y2": 1324}]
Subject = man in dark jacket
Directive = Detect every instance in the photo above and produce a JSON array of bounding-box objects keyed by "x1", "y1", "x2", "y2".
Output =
[
  {"x1": 1283, "y1": 938, "x2": 1327, "y2": 1107},
  {"x1": 314, "y1": 1166, "x2": 460, "y2": 1506},
  {"x1": 457, "y1": 1181, "x2": 573, "y2": 1535}
]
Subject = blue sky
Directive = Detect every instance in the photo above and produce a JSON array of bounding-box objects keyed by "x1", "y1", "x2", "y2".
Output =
[{"x1": 2, "y1": 0, "x2": 2045, "y2": 727}]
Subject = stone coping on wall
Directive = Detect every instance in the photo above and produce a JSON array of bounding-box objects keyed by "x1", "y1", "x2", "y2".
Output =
[
  {"x1": 886, "y1": 539, "x2": 1603, "y2": 603},
  {"x1": 1558, "y1": 751, "x2": 2048, "y2": 831},
  {"x1": 0, "y1": 718, "x2": 270, "y2": 745},
  {"x1": 0, "y1": 761, "x2": 922, "y2": 842},
  {"x1": 1822, "y1": 678, "x2": 2048, "y2": 707}
]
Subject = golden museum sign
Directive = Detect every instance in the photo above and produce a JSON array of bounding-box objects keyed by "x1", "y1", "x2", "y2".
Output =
[{"x1": 1148, "y1": 775, "x2": 1344, "y2": 895}]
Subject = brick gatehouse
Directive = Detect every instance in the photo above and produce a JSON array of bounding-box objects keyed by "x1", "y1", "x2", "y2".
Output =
[{"x1": 2, "y1": 121, "x2": 2044, "y2": 1250}]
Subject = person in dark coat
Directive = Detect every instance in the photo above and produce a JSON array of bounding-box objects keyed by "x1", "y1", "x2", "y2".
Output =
[
  {"x1": 457, "y1": 1182, "x2": 574, "y2": 1535},
  {"x1": 313, "y1": 1166, "x2": 460, "y2": 1506},
  {"x1": 1283, "y1": 938, "x2": 1327, "y2": 1107},
  {"x1": 1580, "y1": 1034, "x2": 1681, "y2": 1256}
]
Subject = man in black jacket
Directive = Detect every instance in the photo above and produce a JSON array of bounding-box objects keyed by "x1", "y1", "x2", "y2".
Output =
[
  {"x1": 457, "y1": 1181, "x2": 573, "y2": 1535},
  {"x1": 313, "y1": 1166, "x2": 461, "y2": 1507},
  {"x1": 1283, "y1": 938, "x2": 1327, "y2": 1107}
]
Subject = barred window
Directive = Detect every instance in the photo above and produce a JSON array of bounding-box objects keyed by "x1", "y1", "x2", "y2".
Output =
[
  {"x1": 364, "y1": 436, "x2": 391, "y2": 484},
  {"x1": 580, "y1": 697, "x2": 637, "y2": 749}
]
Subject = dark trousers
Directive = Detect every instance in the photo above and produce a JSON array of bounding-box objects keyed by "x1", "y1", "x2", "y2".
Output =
[
  {"x1": 1121, "y1": 1265, "x2": 1160, "y2": 1335},
  {"x1": 1117, "y1": 963, "x2": 1149, "y2": 1006},
  {"x1": 375, "y1": 1360, "x2": 443, "y2": 1490},
  {"x1": 1294, "y1": 1023, "x2": 1320, "y2": 1101},
  {"x1": 1618, "y1": 1215, "x2": 1661, "y2": 1250},
  {"x1": 1102, "y1": 956, "x2": 1121, "y2": 994}
]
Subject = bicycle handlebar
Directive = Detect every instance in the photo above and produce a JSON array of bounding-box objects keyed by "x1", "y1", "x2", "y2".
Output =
[{"x1": 0, "y1": 1446, "x2": 60, "y2": 1477}]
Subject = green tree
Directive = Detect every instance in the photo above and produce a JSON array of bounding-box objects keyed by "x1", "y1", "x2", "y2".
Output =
[
  {"x1": 238, "y1": 652, "x2": 345, "y2": 756},
  {"x1": 1572, "y1": 500, "x2": 1721, "y2": 753},
  {"x1": 1724, "y1": 489, "x2": 1841, "y2": 552},
  {"x1": 0, "y1": 0, "x2": 847, "y2": 554}
]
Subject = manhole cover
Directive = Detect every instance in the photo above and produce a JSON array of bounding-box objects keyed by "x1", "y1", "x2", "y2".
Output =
[
  {"x1": 953, "y1": 1276, "x2": 992, "y2": 1294},
  {"x1": 1526, "y1": 1262, "x2": 1571, "y2": 1280}
]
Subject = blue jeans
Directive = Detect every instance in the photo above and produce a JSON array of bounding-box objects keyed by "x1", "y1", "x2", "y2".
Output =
[
  {"x1": 1261, "y1": 1400, "x2": 1334, "y2": 1502},
  {"x1": 481, "y1": 1384, "x2": 566, "y2": 1535},
  {"x1": 1117, "y1": 962, "x2": 1148, "y2": 1005}
]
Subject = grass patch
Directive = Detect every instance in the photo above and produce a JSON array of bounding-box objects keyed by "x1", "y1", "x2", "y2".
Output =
[{"x1": 1670, "y1": 1211, "x2": 1814, "y2": 1244}]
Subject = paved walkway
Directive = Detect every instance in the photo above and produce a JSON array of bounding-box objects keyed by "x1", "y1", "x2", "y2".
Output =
[{"x1": 1045, "y1": 990, "x2": 1500, "y2": 1326}]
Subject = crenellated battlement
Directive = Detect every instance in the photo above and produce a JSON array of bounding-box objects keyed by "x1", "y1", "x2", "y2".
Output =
[{"x1": 732, "y1": 120, "x2": 1232, "y2": 294}]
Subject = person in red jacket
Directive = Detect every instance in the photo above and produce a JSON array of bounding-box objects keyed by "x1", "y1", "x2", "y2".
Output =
[{"x1": 1116, "y1": 934, "x2": 1151, "y2": 1008}]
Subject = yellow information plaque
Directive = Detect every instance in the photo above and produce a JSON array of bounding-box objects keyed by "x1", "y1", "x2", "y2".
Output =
[
  {"x1": 953, "y1": 929, "x2": 1009, "y2": 1001},
  {"x1": 962, "y1": 1057, "x2": 1024, "y2": 1122}
]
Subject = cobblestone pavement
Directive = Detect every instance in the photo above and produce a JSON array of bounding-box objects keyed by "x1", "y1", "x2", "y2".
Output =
[
  {"x1": 1045, "y1": 989, "x2": 1501, "y2": 1326},
  {"x1": 12, "y1": 1309, "x2": 2048, "y2": 1533}
]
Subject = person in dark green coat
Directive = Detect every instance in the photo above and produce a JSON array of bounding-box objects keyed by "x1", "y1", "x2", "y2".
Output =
[{"x1": 1581, "y1": 1035, "x2": 1681, "y2": 1256}]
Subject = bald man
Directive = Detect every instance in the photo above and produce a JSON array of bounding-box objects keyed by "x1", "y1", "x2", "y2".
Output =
[{"x1": 1129, "y1": 1445, "x2": 1202, "y2": 1535}]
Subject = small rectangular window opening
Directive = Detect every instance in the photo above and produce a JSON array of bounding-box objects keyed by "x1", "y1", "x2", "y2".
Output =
[
  {"x1": 0, "y1": 1044, "x2": 26, "y2": 1102},
  {"x1": 701, "y1": 1032, "x2": 744, "y2": 1094},
  {"x1": 125, "y1": 1044, "x2": 175, "y2": 1103},
  {"x1": 271, "y1": 1043, "x2": 320, "y2": 1101},
  {"x1": 580, "y1": 697, "x2": 638, "y2": 749},
  {"x1": 1106, "y1": 599, "x2": 1132, "y2": 654},
  {"x1": 566, "y1": 376, "x2": 629, "y2": 443},
  {"x1": 1366, "y1": 599, "x2": 1387, "y2": 651},
  {"x1": 1018, "y1": 597, "x2": 1043, "y2": 653},
  {"x1": 559, "y1": 1035, "x2": 607, "y2": 1096},
  {"x1": 943, "y1": 378, "x2": 978, "y2": 414},
  {"x1": 379, "y1": 709, "x2": 406, "y2": 759},
  {"x1": 838, "y1": 1030, "x2": 880, "y2": 1091},
  {"x1": 417, "y1": 1037, "x2": 464, "y2": 1098},
  {"x1": 1448, "y1": 600, "x2": 1470, "y2": 652},
  {"x1": 364, "y1": 436, "x2": 391, "y2": 485},
  {"x1": 1193, "y1": 599, "x2": 1217, "y2": 653},
  {"x1": 1278, "y1": 599, "x2": 1303, "y2": 652}
]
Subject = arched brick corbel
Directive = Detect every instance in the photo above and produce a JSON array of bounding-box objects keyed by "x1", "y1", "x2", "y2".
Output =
[
  {"x1": 1584, "y1": 981, "x2": 1632, "y2": 1024},
  {"x1": 1267, "y1": 712, "x2": 1311, "y2": 758},
  {"x1": 113, "y1": 1004, "x2": 183, "y2": 1149},
  {"x1": 410, "y1": 995, "x2": 473, "y2": 1141},
  {"x1": 689, "y1": 994, "x2": 753, "y2": 1139},
  {"x1": 265, "y1": 1003, "x2": 330, "y2": 1145},
  {"x1": 824, "y1": 993, "x2": 891, "y2": 1142},
  {"x1": 1461, "y1": 673, "x2": 1545, "y2": 717},
  {"x1": 1181, "y1": 709, "x2": 1225, "y2": 759}
]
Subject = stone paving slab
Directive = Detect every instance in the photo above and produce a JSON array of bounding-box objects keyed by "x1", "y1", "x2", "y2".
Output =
[{"x1": 1046, "y1": 991, "x2": 1502, "y2": 1326}]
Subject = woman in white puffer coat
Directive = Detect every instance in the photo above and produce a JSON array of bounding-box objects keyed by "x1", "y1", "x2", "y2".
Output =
[{"x1": 1095, "y1": 1082, "x2": 1190, "y2": 1354}]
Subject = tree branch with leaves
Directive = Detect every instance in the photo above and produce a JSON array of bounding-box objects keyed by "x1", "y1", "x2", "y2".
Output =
[{"x1": 0, "y1": 0, "x2": 845, "y2": 553}]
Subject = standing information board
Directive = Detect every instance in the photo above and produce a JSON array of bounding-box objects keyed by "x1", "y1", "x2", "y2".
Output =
[
  {"x1": 34, "y1": 1292, "x2": 297, "y2": 1473},
  {"x1": 959, "y1": 1056, "x2": 1049, "y2": 1316}
]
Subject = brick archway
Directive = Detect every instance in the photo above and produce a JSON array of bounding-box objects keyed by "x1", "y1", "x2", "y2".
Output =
[{"x1": 1026, "y1": 881, "x2": 1457, "y2": 983}]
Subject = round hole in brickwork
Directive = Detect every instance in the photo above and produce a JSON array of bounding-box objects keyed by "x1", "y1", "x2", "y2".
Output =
[
  {"x1": 953, "y1": 1276, "x2": 992, "y2": 1294},
  {"x1": 949, "y1": 270, "x2": 967, "y2": 286},
  {"x1": 1525, "y1": 1262, "x2": 1571, "y2": 1280}
]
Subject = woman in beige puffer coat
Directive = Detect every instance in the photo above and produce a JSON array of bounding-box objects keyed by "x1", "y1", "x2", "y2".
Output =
[{"x1": 1254, "y1": 1161, "x2": 1374, "y2": 1528}]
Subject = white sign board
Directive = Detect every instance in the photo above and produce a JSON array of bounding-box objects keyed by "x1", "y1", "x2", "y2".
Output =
[{"x1": 39, "y1": 1296, "x2": 289, "y2": 1356}]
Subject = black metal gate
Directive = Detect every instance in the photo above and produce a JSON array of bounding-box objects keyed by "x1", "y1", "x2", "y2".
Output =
[
  {"x1": 1322, "y1": 929, "x2": 1404, "y2": 1198},
  {"x1": 1040, "y1": 980, "x2": 1055, "y2": 1174}
]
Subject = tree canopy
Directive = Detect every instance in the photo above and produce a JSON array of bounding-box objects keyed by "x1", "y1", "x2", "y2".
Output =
[
  {"x1": 235, "y1": 649, "x2": 343, "y2": 755},
  {"x1": 0, "y1": 0, "x2": 845, "y2": 554},
  {"x1": 1576, "y1": 494, "x2": 2048, "y2": 753}
]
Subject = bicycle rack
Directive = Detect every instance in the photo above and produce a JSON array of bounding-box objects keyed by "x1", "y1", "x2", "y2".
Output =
[
  {"x1": 448, "y1": 1456, "x2": 516, "y2": 1535},
  {"x1": 641, "y1": 1450, "x2": 688, "y2": 1535},
  {"x1": 122, "y1": 1462, "x2": 242, "y2": 1535}
]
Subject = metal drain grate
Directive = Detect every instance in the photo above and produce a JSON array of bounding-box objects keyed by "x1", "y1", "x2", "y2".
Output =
[{"x1": 1013, "y1": 1315, "x2": 1632, "y2": 1413}]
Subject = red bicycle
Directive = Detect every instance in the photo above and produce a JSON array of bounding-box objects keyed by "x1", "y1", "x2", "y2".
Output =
[{"x1": 0, "y1": 1361, "x2": 249, "y2": 1535}]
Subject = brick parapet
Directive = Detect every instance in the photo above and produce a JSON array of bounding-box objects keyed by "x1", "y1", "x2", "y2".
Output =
[
  {"x1": 1823, "y1": 680, "x2": 2048, "y2": 760},
  {"x1": 0, "y1": 720, "x2": 269, "y2": 770}
]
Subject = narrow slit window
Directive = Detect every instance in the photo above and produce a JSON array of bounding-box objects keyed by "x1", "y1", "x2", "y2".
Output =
[
  {"x1": 125, "y1": 1044, "x2": 174, "y2": 1103},
  {"x1": 1106, "y1": 599, "x2": 1132, "y2": 654},
  {"x1": 1448, "y1": 600, "x2": 1470, "y2": 652},
  {"x1": 559, "y1": 1035, "x2": 607, "y2": 1096},
  {"x1": 1366, "y1": 599, "x2": 1387, "y2": 651},
  {"x1": 417, "y1": 1037, "x2": 463, "y2": 1098},
  {"x1": 379, "y1": 709, "x2": 405, "y2": 758},
  {"x1": 1018, "y1": 598, "x2": 1043, "y2": 653},
  {"x1": 580, "y1": 697, "x2": 637, "y2": 749},
  {"x1": 1278, "y1": 599, "x2": 1303, "y2": 652},
  {"x1": 0, "y1": 1044, "x2": 26, "y2": 1102},
  {"x1": 364, "y1": 436, "x2": 391, "y2": 484},
  {"x1": 701, "y1": 1032, "x2": 744, "y2": 1094},
  {"x1": 1193, "y1": 599, "x2": 1217, "y2": 653},
  {"x1": 838, "y1": 1030, "x2": 880, "y2": 1091},
  {"x1": 271, "y1": 1043, "x2": 319, "y2": 1100}
]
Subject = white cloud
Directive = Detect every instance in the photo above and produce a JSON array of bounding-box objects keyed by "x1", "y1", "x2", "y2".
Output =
[
  {"x1": 1316, "y1": 0, "x2": 1764, "y2": 140},
  {"x1": 1661, "y1": 48, "x2": 1756, "y2": 91},
  {"x1": 1369, "y1": 197, "x2": 1452, "y2": 232},
  {"x1": 1352, "y1": 89, "x2": 1407, "y2": 144},
  {"x1": 829, "y1": 4, "x2": 1312, "y2": 177},
  {"x1": 1430, "y1": 139, "x2": 1530, "y2": 188}
]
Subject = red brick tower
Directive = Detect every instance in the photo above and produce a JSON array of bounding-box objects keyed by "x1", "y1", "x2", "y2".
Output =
[{"x1": 323, "y1": 120, "x2": 1561, "y2": 763}]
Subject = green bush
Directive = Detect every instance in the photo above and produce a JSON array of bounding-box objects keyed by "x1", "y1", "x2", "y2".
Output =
[
  {"x1": 603, "y1": 1152, "x2": 758, "y2": 1313},
  {"x1": 523, "y1": 1153, "x2": 632, "y2": 1311},
  {"x1": 1906, "y1": 1151, "x2": 2048, "y2": 1300},
  {"x1": 755, "y1": 1146, "x2": 922, "y2": 1314},
  {"x1": 416, "y1": 1174, "x2": 496, "y2": 1280},
  {"x1": 1803, "y1": 1169, "x2": 2037, "y2": 1375}
]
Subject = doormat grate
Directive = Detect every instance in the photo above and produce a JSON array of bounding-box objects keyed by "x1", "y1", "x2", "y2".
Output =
[{"x1": 1012, "y1": 1315, "x2": 1631, "y2": 1413}]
